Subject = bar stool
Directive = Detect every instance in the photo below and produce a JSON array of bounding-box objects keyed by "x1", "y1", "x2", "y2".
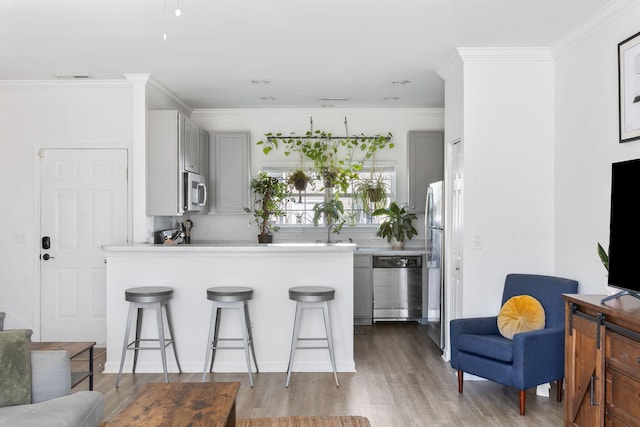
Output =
[
  {"x1": 286, "y1": 286, "x2": 339, "y2": 388},
  {"x1": 116, "y1": 286, "x2": 182, "y2": 388},
  {"x1": 202, "y1": 286, "x2": 259, "y2": 387}
]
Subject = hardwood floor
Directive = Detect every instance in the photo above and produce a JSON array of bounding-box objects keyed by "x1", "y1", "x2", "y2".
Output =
[{"x1": 82, "y1": 323, "x2": 563, "y2": 426}]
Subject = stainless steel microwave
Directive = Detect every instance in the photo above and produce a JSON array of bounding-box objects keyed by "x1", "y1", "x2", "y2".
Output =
[{"x1": 184, "y1": 172, "x2": 207, "y2": 212}]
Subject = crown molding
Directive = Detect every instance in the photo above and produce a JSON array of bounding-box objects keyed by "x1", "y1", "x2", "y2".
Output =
[
  {"x1": 191, "y1": 107, "x2": 444, "y2": 119},
  {"x1": 145, "y1": 76, "x2": 193, "y2": 116},
  {"x1": 436, "y1": 51, "x2": 463, "y2": 80},
  {"x1": 457, "y1": 47, "x2": 553, "y2": 62},
  {"x1": 0, "y1": 79, "x2": 132, "y2": 91},
  {"x1": 552, "y1": 0, "x2": 639, "y2": 58}
]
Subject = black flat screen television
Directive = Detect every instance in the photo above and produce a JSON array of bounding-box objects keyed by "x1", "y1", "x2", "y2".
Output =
[{"x1": 605, "y1": 158, "x2": 640, "y2": 303}]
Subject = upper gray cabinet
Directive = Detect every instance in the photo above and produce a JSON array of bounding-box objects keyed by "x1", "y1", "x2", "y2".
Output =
[
  {"x1": 183, "y1": 119, "x2": 206, "y2": 175},
  {"x1": 407, "y1": 131, "x2": 444, "y2": 213},
  {"x1": 147, "y1": 110, "x2": 209, "y2": 216},
  {"x1": 209, "y1": 132, "x2": 250, "y2": 214}
]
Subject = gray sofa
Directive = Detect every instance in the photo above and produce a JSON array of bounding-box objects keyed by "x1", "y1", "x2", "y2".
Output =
[{"x1": 0, "y1": 328, "x2": 103, "y2": 427}]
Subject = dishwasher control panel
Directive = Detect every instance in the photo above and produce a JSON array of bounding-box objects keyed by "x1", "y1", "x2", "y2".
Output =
[{"x1": 373, "y1": 255, "x2": 422, "y2": 268}]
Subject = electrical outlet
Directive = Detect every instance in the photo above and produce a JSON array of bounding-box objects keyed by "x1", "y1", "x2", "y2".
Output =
[
  {"x1": 15, "y1": 231, "x2": 26, "y2": 244},
  {"x1": 472, "y1": 234, "x2": 483, "y2": 250}
]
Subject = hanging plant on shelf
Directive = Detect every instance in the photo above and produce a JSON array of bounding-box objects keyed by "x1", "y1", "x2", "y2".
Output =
[{"x1": 257, "y1": 124, "x2": 393, "y2": 196}]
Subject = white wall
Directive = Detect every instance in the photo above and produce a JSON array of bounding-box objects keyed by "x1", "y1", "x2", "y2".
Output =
[
  {"x1": 189, "y1": 108, "x2": 444, "y2": 244},
  {"x1": 554, "y1": 2, "x2": 640, "y2": 293},
  {"x1": 0, "y1": 81, "x2": 134, "y2": 331},
  {"x1": 454, "y1": 49, "x2": 556, "y2": 318}
]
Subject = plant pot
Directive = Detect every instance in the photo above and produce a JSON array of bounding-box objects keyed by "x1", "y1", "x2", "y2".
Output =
[
  {"x1": 257, "y1": 233, "x2": 273, "y2": 244},
  {"x1": 391, "y1": 238, "x2": 404, "y2": 250}
]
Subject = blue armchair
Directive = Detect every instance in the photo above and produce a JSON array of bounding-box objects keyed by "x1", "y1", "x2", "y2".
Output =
[{"x1": 450, "y1": 273, "x2": 578, "y2": 415}]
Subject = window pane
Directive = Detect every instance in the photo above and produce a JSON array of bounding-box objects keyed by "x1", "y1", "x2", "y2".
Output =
[{"x1": 261, "y1": 164, "x2": 396, "y2": 226}]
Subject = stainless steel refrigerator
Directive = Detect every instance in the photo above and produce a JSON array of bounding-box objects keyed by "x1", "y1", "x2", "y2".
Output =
[{"x1": 425, "y1": 180, "x2": 444, "y2": 350}]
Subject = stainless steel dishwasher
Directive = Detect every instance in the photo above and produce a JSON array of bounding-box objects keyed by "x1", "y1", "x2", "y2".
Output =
[{"x1": 372, "y1": 255, "x2": 422, "y2": 322}]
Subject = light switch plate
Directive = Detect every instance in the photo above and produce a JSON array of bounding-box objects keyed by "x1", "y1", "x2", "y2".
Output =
[{"x1": 472, "y1": 234, "x2": 483, "y2": 250}]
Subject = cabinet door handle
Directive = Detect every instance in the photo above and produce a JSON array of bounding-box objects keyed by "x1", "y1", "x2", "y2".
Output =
[{"x1": 589, "y1": 376, "x2": 599, "y2": 406}]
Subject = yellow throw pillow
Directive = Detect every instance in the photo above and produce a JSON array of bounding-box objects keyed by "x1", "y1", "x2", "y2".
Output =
[{"x1": 497, "y1": 295, "x2": 546, "y2": 340}]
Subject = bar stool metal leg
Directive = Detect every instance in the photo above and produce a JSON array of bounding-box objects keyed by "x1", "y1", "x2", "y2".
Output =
[
  {"x1": 202, "y1": 303, "x2": 219, "y2": 381},
  {"x1": 132, "y1": 307, "x2": 143, "y2": 373},
  {"x1": 322, "y1": 300, "x2": 339, "y2": 387},
  {"x1": 209, "y1": 306, "x2": 222, "y2": 373},
  {"x1": 164, "y1": 300, "x2": 182, "y2": 373},
  {"x1": 285, "y1": 301, "x2": 303, "y2": 388},
  {"x1": 155, "y1": 301, "x2": 169, "y2": 383},
  {"x1": 239, "y1": 302, "x2": 254, "y2": 387},
  {"x1": 116, "y1": 302, "x2": 137, "y2": 388},
  {"x1": 244, "y1": 301, "x2": 259, "y2": 373}
]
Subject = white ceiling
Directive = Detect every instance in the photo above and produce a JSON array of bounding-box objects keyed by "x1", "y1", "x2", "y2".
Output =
[{"x1": 0, "y1": 0, "x2": 613, "y2": 109}]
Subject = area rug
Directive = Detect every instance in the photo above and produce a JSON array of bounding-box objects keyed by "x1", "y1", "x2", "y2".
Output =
[{"x1": 237, "y1": 416, "x2": 371, "y2": 427}]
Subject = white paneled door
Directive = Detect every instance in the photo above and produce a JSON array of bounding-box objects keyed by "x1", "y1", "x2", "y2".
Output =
[{"x1": 40, "y1": 149, "x2": 128, "y2": 344}]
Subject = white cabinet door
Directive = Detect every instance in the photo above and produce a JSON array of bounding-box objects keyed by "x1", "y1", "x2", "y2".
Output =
[{"x1": 211, "y1": 132, "x2": 250, "y2": 214}]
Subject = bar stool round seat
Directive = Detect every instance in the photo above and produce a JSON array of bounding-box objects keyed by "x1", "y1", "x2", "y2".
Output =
[
  {"x1": 202, "y1": 286, "x2": 259, "y2": 387},
  {"x1": 116, "y1": 286, "x2": 182, "y2": 388},
  {"x1": 289, "y1": 286, "x2": 335, "y2": 302},
  {"x1": 286, "y1": 286, "x2": 339, "y2": 388}
]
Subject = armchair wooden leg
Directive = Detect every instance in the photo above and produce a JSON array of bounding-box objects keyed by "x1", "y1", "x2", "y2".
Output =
[
  {"x1": 519, "y1": 389, "x2": 526, "y2": 416},
  {"x1": 556, "y1": 379, "x2": 563, "y2": 402},
  {"x1": 457, "y1": 369, "x2": 463, "y2": 394}
]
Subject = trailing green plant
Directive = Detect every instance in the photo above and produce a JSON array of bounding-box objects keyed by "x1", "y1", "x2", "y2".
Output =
[
  {"x1": 245, "y1": 171, "x2": 290, "y2": 239},
  {"x1": 354, "y1": 175, "x2": 388, "y2": 216},
  {"x1": 312, "y1": 198, "x2": 345, "y2": 229},
  {"x1": 598, "y1": 242, "x2": 609, "y2": 272},
  {"x1": 372, "y1": 202, "x2": 418, "y2": 243},
  {"x1": 257, "y1": 129, "x2": 393, "y2": 194}
]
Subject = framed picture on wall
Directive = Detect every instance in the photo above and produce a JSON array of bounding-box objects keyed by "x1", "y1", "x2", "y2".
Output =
[{"x1": 619, "y1": 30, "x2": 640, "y2": 143}]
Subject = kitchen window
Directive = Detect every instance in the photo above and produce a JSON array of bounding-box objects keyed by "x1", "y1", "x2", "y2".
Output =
[{"x1": 261, "y1": 163, "x2": 396, "y2": 227}]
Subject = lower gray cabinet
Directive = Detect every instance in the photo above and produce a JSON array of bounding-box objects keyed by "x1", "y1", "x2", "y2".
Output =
[{"x1": 354, "y1": 254, "x2": 372, "y2": 325}]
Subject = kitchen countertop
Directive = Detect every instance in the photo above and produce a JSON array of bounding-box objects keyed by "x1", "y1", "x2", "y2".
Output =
[
  {"x1": 103, "y1": 241, "x2": 357, "y2": 253},
  {"x1": 354, "y1": 247, "x2": 426, "y2": 256}
]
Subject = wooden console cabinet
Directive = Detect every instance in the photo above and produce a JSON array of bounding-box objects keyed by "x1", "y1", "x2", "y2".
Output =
[{"x1": 564, "y1": 294, "x2": 640, "y2": 426}]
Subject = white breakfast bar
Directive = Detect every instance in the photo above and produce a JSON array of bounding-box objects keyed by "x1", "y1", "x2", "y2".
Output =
[{"x1": 102, "y1": 242, "x2": 356, "y2": 375}]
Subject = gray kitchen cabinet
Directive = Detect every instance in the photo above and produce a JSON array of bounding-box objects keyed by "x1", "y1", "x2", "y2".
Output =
[
  {"x1": 354, "y1": 254, "x2": 373, "y2": 325},
  {"x1": 147, "y1": 110, "x2": 187, "y2": 216},
  {"x1": 147, "y1": 110, "x2": 209, "y2": 216},
  {"x1": 407, "y1": 131, "x2": 444, "y2": 213},
  {"x1": 199, "y1": 128, "x2": 209, "y2": 178},
  {"x1": 210, "y1": 132, "x2": 250, "y2": 214},
  {"x1": 183, "y1": 118, "x2": 204, "y2": 174}
]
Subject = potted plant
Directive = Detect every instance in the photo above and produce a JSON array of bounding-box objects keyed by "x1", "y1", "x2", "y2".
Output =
[
  {"x1": 288, "y1": 168, "x2": 312, "y2": 202},
  {"x1": 354, "y1": 174, "x2": 388, "y2": 218},
  {"x1": 372, "y1": 202, "x2": 418, "y2": 249},
  {"x1": 245, "y1": 171, "x2": 289, "y2": 243},
  {"x1": 313, "y1": 199, "x2": 345, "y2": 228}
]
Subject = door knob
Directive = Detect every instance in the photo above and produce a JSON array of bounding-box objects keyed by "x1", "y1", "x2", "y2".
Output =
[{"x1": 41, "y1": 254, "x2": 54, "y2": 261}]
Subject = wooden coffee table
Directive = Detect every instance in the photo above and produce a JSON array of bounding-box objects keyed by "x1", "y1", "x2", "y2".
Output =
[
  {"x1": 107, "y1": 382, "x2": 240, "y2": 427},
  {"x1": 29, "y1": 341, "x2": 96, "y2": 390}
]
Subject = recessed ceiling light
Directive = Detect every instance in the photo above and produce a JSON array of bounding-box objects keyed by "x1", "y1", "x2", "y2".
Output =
[
  {"x1": 55, "y1": 74, "x2": 94, "y2": 79},
  {"x1": 318, "y1": 97, "x2": 348, "y2": 102},
  {"x1": 251, "y1": 80, "x2": 270, "y2": 85},
  {"x1": 385, "y1": 97, "x2": 400, "y2": 101},
  {"x1": 260, "y1": 96, "x2": 276, "y2": 101},
  {"x1": 392, "y1": 80, "x2": 410, "y2": 85}
]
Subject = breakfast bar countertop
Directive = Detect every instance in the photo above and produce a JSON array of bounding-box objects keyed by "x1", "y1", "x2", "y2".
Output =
[{"x1": 103, "y1": 241, "x2": 357, "y2": 253}]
